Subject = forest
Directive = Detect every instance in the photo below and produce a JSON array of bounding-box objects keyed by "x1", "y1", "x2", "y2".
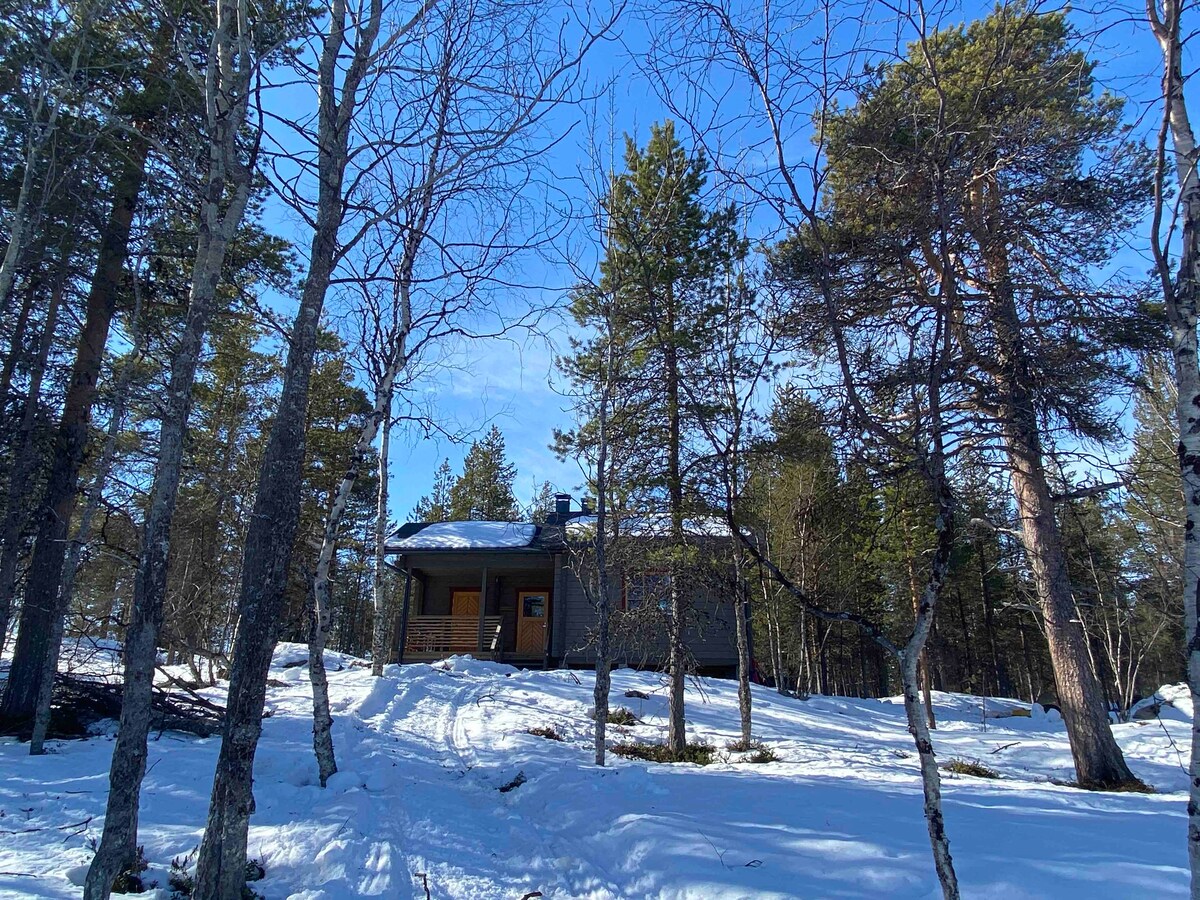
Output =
[{"x1": 1, "y1": 0, "x2": 1199, "y2": 897}]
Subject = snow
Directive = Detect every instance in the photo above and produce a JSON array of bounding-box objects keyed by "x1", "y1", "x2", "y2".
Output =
[
  {"x1": 1130, "y1": 683, "x2": 1193, "y2": 723},
  {"x1": 565, "y1": 514, "x2": 734, "y2": 539},
  {"x1": 386, "y1": 521, "x2": 537, "y2": 551},
  {"x1": 0, "y1": 643, "x2": 1189, "y2": 898}
]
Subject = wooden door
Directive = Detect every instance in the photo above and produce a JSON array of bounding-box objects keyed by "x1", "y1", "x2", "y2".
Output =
[
  {"x1": 451, "y1": 591, "x2": 480, "y2": 617},
  {"x1": 516, "y1": 591, "x2": 549, "y2": 655}
]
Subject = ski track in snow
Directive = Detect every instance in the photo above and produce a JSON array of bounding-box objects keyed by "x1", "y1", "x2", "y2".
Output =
[{"x1": 0, "y1": 643, "x2": 1190, "y2": 899}]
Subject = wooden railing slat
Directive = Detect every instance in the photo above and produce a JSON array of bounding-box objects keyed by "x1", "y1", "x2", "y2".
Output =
[{"x1": 405, "y1": 616, "x2": 503, "y2": 655}]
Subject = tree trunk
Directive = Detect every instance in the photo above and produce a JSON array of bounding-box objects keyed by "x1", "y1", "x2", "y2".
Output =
[
  {"x1": 0, "y1": 130, "x2": 148, "y2": 731},
  {"x1": 978, "y1": 542, "x2": 1008, "y2": 697},
  {"x1": 193, "y1": 0, "x2": 382, "y2": 874},
  {"x1": 593, "y1": 339, "x2": 614, "y2": 766},
  {"x1": 663, "y1": 292, "x2": 686, "y2": 755},
  {"x1": 370, "y1": 384, "x2": 393, "y2": 676},
  {"x1": 901, "y1": 651, "x2": 958, "y2": 900},
  {"x1": 83, "y1": 182, "x2": 251, "y2": 900},
  {"x1": 907, "y1": 550, "x2": 936, "y2": 728},
  {"x1": 0, "y1": 265, "x2": 65, "y2": 653},
  {"x1": 308, "y1": 570, "x2": 337, "y2": 786},
  {"x1": 1001, "y1": 403, "x2": 1136, "y2": 786},
  {"x1": 975, "y1": 173, "x2": 1138, "y2": 790},
  {"x1": 29, "y1": 265, "x2": 145, "y2": 755},
  {"x1": 1148, "y1": 2, "x2": 1200, "y2": 890},
  {"x1": 734, "y1": 557, "x2": 752, "y2": 746},
  {"x1": 307, "y1": 356, "x2": 406, "y2": 784}
]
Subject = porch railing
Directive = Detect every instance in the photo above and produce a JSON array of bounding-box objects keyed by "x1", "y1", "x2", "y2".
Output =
[{"x1": 404, "y1": 615, "x2": 502, "y2": 656}]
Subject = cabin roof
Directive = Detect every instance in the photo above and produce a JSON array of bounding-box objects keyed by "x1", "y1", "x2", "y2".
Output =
[{"x1": 385, "y1": 521, "x2": 541, "y2": 552}]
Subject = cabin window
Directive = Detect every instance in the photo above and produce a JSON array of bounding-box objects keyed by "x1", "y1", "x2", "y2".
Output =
[
  {"x1": 624, "y1": 571, "x2": 671, "y2": 611},
  {"x1": 522, "y1": 593, "x2": 546, "y2": 618}
]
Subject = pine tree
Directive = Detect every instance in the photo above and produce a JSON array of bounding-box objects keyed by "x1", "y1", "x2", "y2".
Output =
[
  {"x1": 819, "y1": 1, "x2": 1151, "y2": 790},
  {"x1": 560, "y1": 121, "x2": 746, "y2": 754},
  {"x1": 412, "y1": 459, "x2": 455, "y2": 522},
  {"x1": 447, "y1": 426, "x2": 519, "y2": 521}
]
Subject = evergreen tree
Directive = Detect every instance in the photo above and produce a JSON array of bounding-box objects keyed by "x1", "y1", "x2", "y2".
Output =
[
  {"x1": 559, "y1": 121, "x2": 746, "y2": 754},
  {"x1": 526, "y1": 480, "x2": 557, "y2": 523},
  {"x1": 447, "y1": 426, "x2": 519, "y2": 521},
  {"x1": 412, "y1": 459, "x2": 455, "y2": 522},
  {"x1": 818, "y1": 1, "x2": 1151, "y2": 790}
]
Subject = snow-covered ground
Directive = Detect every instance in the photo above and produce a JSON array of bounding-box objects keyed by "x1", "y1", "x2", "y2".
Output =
[{"x1": 0, "y1": 643, "x2": 1188, "y2": 898}]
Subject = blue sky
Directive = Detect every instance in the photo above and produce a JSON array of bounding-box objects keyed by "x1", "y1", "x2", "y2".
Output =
[{"x1": 253, "y1": 0, "x2": 1167, "y2": 524}]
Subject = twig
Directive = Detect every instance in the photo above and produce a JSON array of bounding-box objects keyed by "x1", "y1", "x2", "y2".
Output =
[
  {"x1": 990, "y1": 742, "x2": 1020, "y2": 755},
  {"x1": 1156, "y1": 715, "x2": 1188, "y2": 775},
  {"x1": 0, "y1": 815, "x2": 93, "y2": 836},
  {"x1": 414, "y1": 871, "x2": 431, "y2": 900},
  {"x1": 699, "y1": 831, "x2": 729, "y2": 870}
]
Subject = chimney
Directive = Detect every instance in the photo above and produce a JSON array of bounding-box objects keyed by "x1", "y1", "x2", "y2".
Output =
[
  {"x1": 580, "y1": 496, "x2": 593, "y2": 515},
  {"x1": 554, "y1": 493, "x2": 572, "y2": 516}
]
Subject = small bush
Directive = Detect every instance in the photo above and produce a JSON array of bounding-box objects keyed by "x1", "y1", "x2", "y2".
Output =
[
  {"x1": 112, "y1": 845, "x2": 150, "y2": 894},
  {"x1": 606, "y1": 707, "x2": 638, "y2": 727},
  {"x1": 726, "y1": 738, "x2": 763, "y2": 753},
  {"x1": 526, "y1": 725, "x2": 563, "y2": 741},
  {"x1": 746, "y1": 747, "x2": 779, "y2": 764},
  {"x1": 245, "y1": 859, "x2": 265, "y2": 883},
  {"x1": 943, "y1": 758, "x2": 999, "y2": 779},
  {"x1": 611, "y1": 742, "x2": 715, "y2": 765},
  {"x1": 726, "y1": 739, "x2": 778, "y2": 763},
  {"x1": 168, "y1": 856, "x2": 194, "y2": 898}
]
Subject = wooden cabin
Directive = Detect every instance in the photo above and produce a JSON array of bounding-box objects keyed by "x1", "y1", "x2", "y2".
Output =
[{"x1": 385, "y1": 495, "x2": 739, "y2": 673}]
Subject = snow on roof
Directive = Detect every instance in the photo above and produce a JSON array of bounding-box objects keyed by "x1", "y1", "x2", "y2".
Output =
[
  {"x1": 388, "y1": 521, "x2": 538, "y2": 551},
  {"x1": 564, "y1": 514, "x2": 733, "y2": 539}
]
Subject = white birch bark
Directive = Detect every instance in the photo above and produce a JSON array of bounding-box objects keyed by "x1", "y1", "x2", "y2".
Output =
[
  {"x1": 309, "y1": 328, "x2": 410, "y2": 786},
  {"x1": 1148, "y1": 2, "x2": 1200, "y2": 893},
  {"x1": 370, "y1": 384, "x2": 394, "y2": 677},
  {"x1": 83, "y1": 0, "x2": 256, "y2": 893}
]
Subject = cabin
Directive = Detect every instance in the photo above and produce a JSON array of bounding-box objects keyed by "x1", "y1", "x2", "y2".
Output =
[{"x1": 384, "y1": 494, "x2": 739, "y2": 673}]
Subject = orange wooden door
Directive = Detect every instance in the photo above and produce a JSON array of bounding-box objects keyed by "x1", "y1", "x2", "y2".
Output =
[
  {"x1": 516, "y1": 591, "x2": 549, "y2": 655},
  {"x1": 451, "y1": 591, "x2": 480, "y2": 617}
]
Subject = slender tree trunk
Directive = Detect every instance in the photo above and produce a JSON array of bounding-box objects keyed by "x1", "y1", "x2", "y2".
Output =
[
  {"x1": 0, "y1": 283, "x2": 38, "y2": 408},
  {"x1": 907, "y1": 551, "x2": 936, "y2": 728},
  {"x1": 734, "y1": 557, "x2": 752, "y2": 745},
  {"x1": 370, "y1": 385, "x2": 393, "y2": 676},
  {"x1": 978, "y1": 542, "x2": 1008, "y2": 696},
  {"x1": 83, "y1": 191, "x2": 251, "y2": 897},
  {"x1": 593, "y1": 337, "x2": 614, "y2": 766},
  {"x1": 307, "y1": 360, "x2": 406, "y2": 785},
  {"x1": 193, "y1": 126, "x2": 346, "y2": 900},
  {"x1": 0, "y1": 131, "x2": 148, "y2": 731},
  {"x1": 664, "y1": 313, "x2": 686, "y2": 755},
  {"x1": 1148, "y1": 2, "x2": 1200, "y2": 891},
  {"x1": 0, "y1": 266, "x2": 65, "y2": 653},
  {"x1": 28, "y1": 268, "x2": 144, "y2": 755}
]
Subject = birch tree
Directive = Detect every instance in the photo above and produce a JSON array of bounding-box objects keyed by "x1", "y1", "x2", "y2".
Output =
[
  {"x1": 82, "y1": 0, "x2": 277, "y2": 891},
  {"x1": 194, "y1": 0, "x2": 621, "y2": 890},
  {"x1": 1147, "y1": 0, "x2": 1200, "y2": 891}
]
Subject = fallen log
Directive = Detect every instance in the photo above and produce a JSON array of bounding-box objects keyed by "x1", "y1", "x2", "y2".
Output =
[{"x1": 0, "y1": 670, "x2": 224, "y2": 741}]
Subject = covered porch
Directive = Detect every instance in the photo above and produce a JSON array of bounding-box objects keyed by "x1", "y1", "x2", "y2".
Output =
[{"x1": 390, "y1": 547, "x2": 563, "y2": 666}]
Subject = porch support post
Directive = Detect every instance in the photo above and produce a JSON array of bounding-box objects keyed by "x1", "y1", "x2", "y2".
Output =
[
  {"x1": 477, "y1": 566, "x2": 489, "y2": 653},
  {"x1": 396, "y1": 564, "x2": 413, "y2": 665}
]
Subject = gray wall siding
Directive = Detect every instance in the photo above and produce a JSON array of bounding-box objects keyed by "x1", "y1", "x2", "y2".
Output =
[
  {"x1": 399, "y1": 550, "x2": 737, "y2": 667},
  {"x1": 557, "y1": 565, "x2": 737, "y2": 668}
]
